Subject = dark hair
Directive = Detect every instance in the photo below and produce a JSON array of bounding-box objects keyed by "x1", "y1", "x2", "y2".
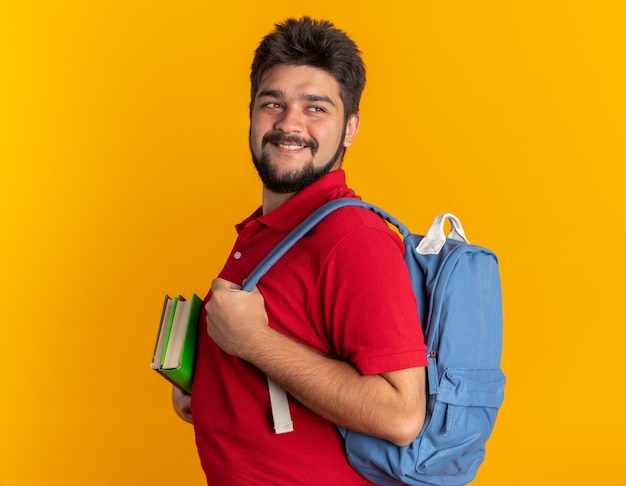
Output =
[{"x1": 250, "y1": 17, "x2": 366, "y2": 119}]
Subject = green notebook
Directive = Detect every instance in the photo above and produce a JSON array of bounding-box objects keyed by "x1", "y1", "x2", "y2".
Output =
[{"x1": 151, "y1": 293, "x2": 202, "y2": 394}]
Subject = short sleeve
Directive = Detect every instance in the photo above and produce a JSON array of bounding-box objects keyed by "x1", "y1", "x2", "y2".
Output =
[{"x1": 311, "y1": 225, "x2": 428, "y2": 375}]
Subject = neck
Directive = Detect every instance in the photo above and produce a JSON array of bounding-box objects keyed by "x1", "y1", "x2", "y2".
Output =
[{"x1": 262, "y1": 188, "x2": 295, "y2": 214}]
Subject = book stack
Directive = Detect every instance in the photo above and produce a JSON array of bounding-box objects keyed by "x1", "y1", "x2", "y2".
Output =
[{"x1": 151, "y1": 294, "x2": 202, "y2": 394}]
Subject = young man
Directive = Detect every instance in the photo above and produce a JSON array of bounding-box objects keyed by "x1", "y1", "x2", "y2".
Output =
[{"x1": 174, "y1": 17, "x2": 428, "y2": 485}]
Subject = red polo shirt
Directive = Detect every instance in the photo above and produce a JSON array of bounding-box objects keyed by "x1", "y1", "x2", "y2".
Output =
[{"x1": 191, "y1": 170, "x2": 427, "y2": 485}]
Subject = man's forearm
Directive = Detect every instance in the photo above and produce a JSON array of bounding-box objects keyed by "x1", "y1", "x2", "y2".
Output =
[{"x1": 241, "y1": 326, "x2": 425, "y2": 446}]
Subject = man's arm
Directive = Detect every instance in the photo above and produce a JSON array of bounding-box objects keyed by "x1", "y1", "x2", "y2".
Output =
[{"x1": 205, "y1": 278, "x2": 426, "y2": 446}]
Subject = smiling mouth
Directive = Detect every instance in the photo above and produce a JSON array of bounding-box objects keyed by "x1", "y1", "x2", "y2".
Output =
[
  {"x1": 277, "y1": 142, "x2": 306, "y2": 151},
  {"x1": 262, "y1": 133, "x2": 318, "y2": 155}
]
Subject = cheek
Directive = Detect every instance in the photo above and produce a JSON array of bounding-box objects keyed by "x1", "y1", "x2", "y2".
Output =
[
  {"x1": 313, "y1": 125, "x2": 343, "y2": 151},
  {"x1": 251, "y1": 110, "x2": 276, "y2": 132},
  {"x1": 249, "y1": 120, "x2": 266, "y2": 149}
]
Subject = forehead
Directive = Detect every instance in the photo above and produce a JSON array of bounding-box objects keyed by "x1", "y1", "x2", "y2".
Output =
[{"x1": 255, "y1": 65, "x2": 343, "y2": 104}]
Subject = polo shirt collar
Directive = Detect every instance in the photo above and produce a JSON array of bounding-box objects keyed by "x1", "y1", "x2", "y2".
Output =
[{"x1": 236, "y1": 170, "x2": 351, "y2": 234}]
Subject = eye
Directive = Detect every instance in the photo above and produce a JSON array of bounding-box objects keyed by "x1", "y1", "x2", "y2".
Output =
[
  {"x1": 307, "y1": 106, "x2": 326, "y2": 113},
  {"x1": 263, "y1": 102, "x2": 282, "y2": 110}
]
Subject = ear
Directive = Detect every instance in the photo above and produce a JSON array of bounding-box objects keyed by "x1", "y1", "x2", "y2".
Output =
[{"x1": 343, "y1": 113, "x2": 361, "y2": 148}]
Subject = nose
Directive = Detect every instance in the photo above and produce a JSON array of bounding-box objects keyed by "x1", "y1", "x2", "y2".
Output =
[{"x1": 274, "y1": 106, "x2": 303, "y2": 133}]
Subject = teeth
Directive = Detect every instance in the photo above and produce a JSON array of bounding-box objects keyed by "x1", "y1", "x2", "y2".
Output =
[{"x1": 278, "y1": 143, "x2": 304, "y2": 150}]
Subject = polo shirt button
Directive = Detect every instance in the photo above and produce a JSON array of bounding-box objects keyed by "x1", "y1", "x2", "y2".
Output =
[{"x1": 234, "y1": 251, "x2": 242, "y2": 260}]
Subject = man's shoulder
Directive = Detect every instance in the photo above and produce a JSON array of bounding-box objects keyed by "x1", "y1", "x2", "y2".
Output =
[{"x1": 305, "y1": 204, "x2": 403, "y2": 255}]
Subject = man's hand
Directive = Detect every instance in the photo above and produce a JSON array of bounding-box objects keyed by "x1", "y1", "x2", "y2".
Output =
[
  {"x1": 172, "y1": 386, "x2": 193, "y2": 424},
  {"x1": 205, "y1": 278, "x2": 270, "y2": 359}
]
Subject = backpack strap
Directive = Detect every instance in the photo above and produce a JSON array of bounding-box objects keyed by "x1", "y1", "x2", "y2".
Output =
[
  {"x1": 240, "y1": 198, "x2": 411, "y2": 434},
  {"x1": 267, "y1": 377, "x2": 294, "y2": 434},
  {"x1": 242, "y1": 198, "x2": 409, "y2": 293}
]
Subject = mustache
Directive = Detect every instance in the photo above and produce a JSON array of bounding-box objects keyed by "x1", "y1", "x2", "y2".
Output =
[{"x1": 262, "y1": 133, "x2": 318, "y2": 155}]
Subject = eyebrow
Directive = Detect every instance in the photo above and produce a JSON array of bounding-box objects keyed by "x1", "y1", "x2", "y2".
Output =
[{"x1": 257, "y1": 90, "x2": 336, "y2": 106}]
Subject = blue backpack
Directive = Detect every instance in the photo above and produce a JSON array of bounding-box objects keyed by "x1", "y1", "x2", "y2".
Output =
[{"x1": 243, "y1": 198, "x2": 505, "y2": 486}]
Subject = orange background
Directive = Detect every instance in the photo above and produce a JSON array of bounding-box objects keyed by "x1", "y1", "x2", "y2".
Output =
[{"x1": 1, "y1": 1, "x2": 624, "y2": 484}]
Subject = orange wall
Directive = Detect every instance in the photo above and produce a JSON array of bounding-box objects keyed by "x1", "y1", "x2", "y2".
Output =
[{"x1": 1, "y1": 1, "x2": 624, "y2": 484}]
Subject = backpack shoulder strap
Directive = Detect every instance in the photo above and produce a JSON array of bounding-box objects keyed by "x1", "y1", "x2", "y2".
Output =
[
  {"x1": 242, "y1": 197, "x2": 403, "y2": 434},
  {"x1": 241, "y1": 198, "x2": 408, "y2": 293}
]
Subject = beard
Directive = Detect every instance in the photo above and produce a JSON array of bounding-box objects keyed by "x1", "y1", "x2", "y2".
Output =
[{"x1": 250, "y1": 130, "x2": 346, "y2": 194}]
